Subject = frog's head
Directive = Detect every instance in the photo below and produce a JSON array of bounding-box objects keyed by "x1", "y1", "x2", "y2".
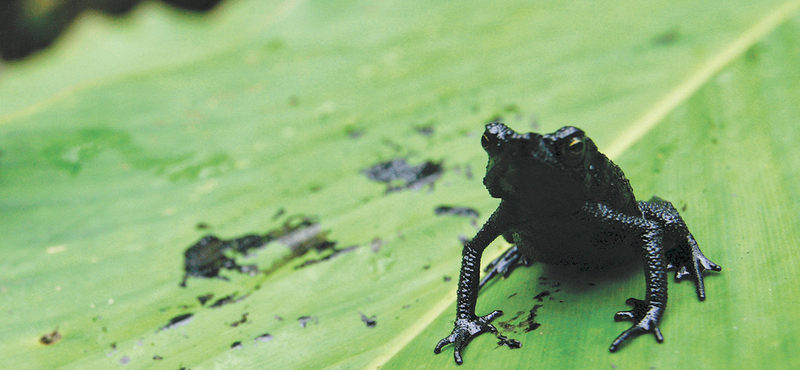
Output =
[{"x1": 481, "y1": 121, "x2": 596, "y2": 202}]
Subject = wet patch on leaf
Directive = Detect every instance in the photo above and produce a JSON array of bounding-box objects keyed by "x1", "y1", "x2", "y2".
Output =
[
  {"x1": 180, "y1": 236, "x2": 258, "y2": 287},
  {"x1": 180, "y1": 214, "x2": 355, "y2": 286},
  {"x1": 361, "y1": 158, "x2": 443, "y2": 192}
]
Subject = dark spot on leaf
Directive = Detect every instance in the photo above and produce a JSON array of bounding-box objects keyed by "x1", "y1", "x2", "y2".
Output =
[
  {"x1": 533, "y1": 291, "x2": 551, "y2": 302},
  {"x1": 196, "y1": 222, "x2": 211, "y2": 230},
  {"x1": 370, "y1": 237, "x2": 383, "y2": 253},
  {"x1": 197, "y1": 294, "x2": 213, "y2": 306},
  {"x1": 209, "y1": 293, "x2": 249, "y2": 308},
  {"x1": 179, "y1": 235, "x2": 257, "y2": 287},
  {"x1": 359, "y1": 312, "x2": 377, "y2": 327},
  {"x1": 434, "y1": 205, "x2": 479, "y2": 218},
  {"x1": 521, "y1": 304, "x2": 544, "y2": 332},
  {"x1": 254, "y1": 333, "x2": 273, "y2": 344},
  {"x1": 231, "y1": 341, "x2": 243, "y2": 350},
  {"x1": 414, "y1": 122, "x2": 435, "y2": 136},
  {"x1": 496, "y1": 334, "x2": 522, "y2": 348},
  {"x1": 652, "y1": 29, "x2": 680, "y2": 46},
  {"x1": 229, "y1": 313, "x2": 248, "y2": 327},
  {"x1": 345, "y1": 125, "x2": 364, "y2": 138},
  {"x1": 503, "y1": 104, "x2": 521, "y2": 114},
  {"x1": 39, "y1": 329, "x2": 62, "y2": 345},
  {"x1": 745, "y1": 44, "x2": 762, "y2": 61},
  {"x1": 119, "y1": 356, "x2": 130, "y2": 365},
  {"x1": 272, "y1": 208, "x2": 286, "y2": 220},
  {"x1": 443, "y1": 275, "x2": 452, "y2": 282},
  {"x1": 298, "y1": 316, "x2": 317, "y2": 328},
  {"x1": 159, "y1": 313, "x2": 193, "y2": 331},
  {"x1": 153, "y1": 355, "x2": 163, "y2": 360},
  {"x1": 361, "y1": 158, "x2": 443, "y2": 193}
]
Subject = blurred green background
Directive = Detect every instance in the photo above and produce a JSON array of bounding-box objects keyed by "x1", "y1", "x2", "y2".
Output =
[{"x1": 1, "y1": 0, "x2": 799, "y2": 369}]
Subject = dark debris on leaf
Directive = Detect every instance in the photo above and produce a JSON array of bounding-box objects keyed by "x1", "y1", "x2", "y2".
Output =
[
  {"x1": 179, "y1": 236, "x2": 257, "y2": 287},
  {"x1": 361, "y1": 158, "x2": 443, "y2": 193},
  {"x1": 197, "y1": 293, "x2": 213, "y2": 306},
  {"x1": 39, "y1": 329, "x2": 62, "y2": 345},
  {"x1": 496, "y1": 334, "x2": 522, "y2": 348},
  {"x1": 180, "y1": 214, "x2": 352, "y2": 286},
  {"x1": 298, "y1": 316, "x2": 318, "y2": 328},
  {"x1": 522, "y1": 304, "x2": 543, "y2": 333},
  {"x1": 209, "y1": 293, "x2": 249, "y2": 308},
  {"x1": 229, "y1": 313, "x2": 248, "y2": 327},
  {"x1": 159, "y1": 313, "x2": 193, "y2": 331},
  {"x1": 359, "y1": 312, "x2": 377, "y2": 328},
  {"x1": 434, "y1": 205, "x2": 479, "y2": 218},
  {"x1": 254, "y1": 333, "x2": 273, "y2": 344},
  {"x1": 533, "y1": 290, "x2": 551, "y2": 302}
]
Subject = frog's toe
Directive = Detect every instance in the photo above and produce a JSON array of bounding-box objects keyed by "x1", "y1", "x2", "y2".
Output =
[
  {"x1": 434, "y1": 311, "x2": 505, "y2": 364},
  {"x1": 609, "y1": 298, "x2": 664, "y2": 352},
  {"x1": 479, "y1": 245, "x2": 530, "y2": 288},
  {"x1": 609, "y1": 322, "x2": 663, "y2": 352}
]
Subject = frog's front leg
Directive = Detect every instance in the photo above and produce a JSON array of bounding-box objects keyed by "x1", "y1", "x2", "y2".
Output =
[
  {"x1": 434, "y1": 202, "x2": 519, "y2": 365},
  {"x1": 583, "y1": 203, "x2": 669, "y2": 352}
]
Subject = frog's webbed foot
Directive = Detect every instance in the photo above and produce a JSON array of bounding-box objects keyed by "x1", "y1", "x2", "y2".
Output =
[
  {"x1": 479, "y1": 245, "x2": 531, "y2": 289},
  {"x1": 434, "y1": 311, "x2": 515, "y2": 364},
  {"x1": 609, "y1": 298, "x2": 664, "y2": 352},
  {"x1": 666, "y1": 236, "x2": 722, "y2": 300}
]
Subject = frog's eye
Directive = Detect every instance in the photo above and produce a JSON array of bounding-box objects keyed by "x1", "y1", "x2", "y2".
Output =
[
  {"x1": 481, "y1": 133, "x2": 495, "y2": 151},
  {"x1": 568, "y1": 137, "x2": 585, "y2": 154},
  {"x1": 560, "y1": 137, "x2": 585, "y2": 166}
]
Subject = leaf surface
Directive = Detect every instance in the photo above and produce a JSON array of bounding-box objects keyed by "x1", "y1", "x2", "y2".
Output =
[{"x1": 1, "y1": 1, "x2": 799, "y2": 369}]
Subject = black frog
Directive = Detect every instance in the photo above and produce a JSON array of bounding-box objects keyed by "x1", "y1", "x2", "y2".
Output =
[{"x1": 434, "y1": 122, "x2": 721, "y2": 364}]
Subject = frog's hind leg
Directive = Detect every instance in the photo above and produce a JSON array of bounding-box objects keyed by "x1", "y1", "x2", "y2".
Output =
[
  {"x1": 479, "y1": 244, "x2": 531, "y2": 289},
  {"x1": 640, "y1": 197, "x2": 722, "y2": 300}
]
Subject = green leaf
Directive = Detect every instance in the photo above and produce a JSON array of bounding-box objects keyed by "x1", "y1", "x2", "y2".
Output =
[{"x1": 2, "y1": 1, "x2": 800, "y2": 369}]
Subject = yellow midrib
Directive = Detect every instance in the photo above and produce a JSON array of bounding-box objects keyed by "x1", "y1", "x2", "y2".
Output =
[{"x1": 363, "y1": 1, "x2": 800, "y2": 369}]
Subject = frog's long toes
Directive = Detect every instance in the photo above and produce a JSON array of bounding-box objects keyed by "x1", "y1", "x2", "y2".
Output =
[
  {"x1": 614, "y1": 311, "x2": 636, "y2": 321},
  {"x1": 675, "y1": 266, "x2": 690, "y2": 281},
  {"x1": 653, "y1": 327, "x2": 664, "y2": 343}
]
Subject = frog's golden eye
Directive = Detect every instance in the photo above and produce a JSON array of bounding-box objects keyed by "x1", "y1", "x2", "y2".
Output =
[
  {"x1": 481, "y1": 133, "x2": 493, "y2": 150},
  {"x1": 568, "y1": 137, "x2": 585, "y2": 155},
  {"x1": 560, "y1": 136, "x2": 585, "y2": 166}
]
